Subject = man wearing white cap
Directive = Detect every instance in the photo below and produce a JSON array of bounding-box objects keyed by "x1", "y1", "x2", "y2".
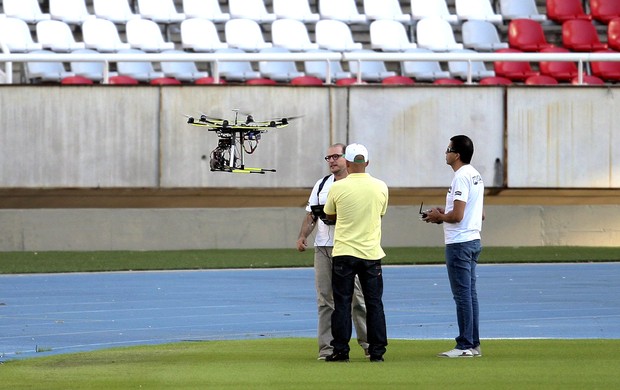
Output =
[{"x1": 323, "y1": 143, "x2": 389, "y2": 363}]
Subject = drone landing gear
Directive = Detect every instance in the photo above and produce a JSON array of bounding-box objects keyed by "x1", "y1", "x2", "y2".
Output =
[{"x1": 208, "y1": 139, "x2": 275, "y2": 174}]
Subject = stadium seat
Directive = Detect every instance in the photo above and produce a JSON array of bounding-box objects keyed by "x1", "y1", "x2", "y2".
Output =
[
  {"x1": 539, "y1": 47, "x2": 579, "y2": 82},
  {"x1": 290, "y1": 75, "x2": 324, "y2": 85},
  {"x1": 507, "y1": 19, "x2": 555, "y2": 52},
  {"x1": 347, "y1": 49, "x2": 397, "y2": 83},
  {"x1": 381, "y1": 75, "x2": 415, "y2": 85},
  {"x1": 25, "y1": 50, "x2": 74, "y2": 82},
  {"x1": 245, "y1": 78, "x2": 278, "y2": 85},
  {"x1": 3, "y1": 0, "x2": 51, "y2": 24},
  {"x1": 571, "y1": 75, "x2": 605, "y2": 85},
  {"x1": 136, "y1": 0, "x2": 186, "y2": 24},
  {"x1": 60, "y1": 75, "x2": 94, "y2": 85},
  {"x1": 160, "y1": 50, "x2": 210, "y2": 82},
  {"x1": 416, "y1": 17, "x2": 464, "y2": 52},
  {"x1": 36, "y1": 20, "x2": 85, "y2": 52},
  {"x1": 493, "y1": 48, "x2": 539, "y2": 81},
  {"x1": 400, "y1": 48, "x2": 451, "y2": 82},
  {"x1": 364, "y1": 0, "x2": 411, "y2": 24},
  {"x1": 562, "y1": 19, "x2": 608, "y2": 52},
  {"x1": 370, "y1": 20, "x2": 417, "y2": 52},
  {"x1": 591, "y1": 0, "x2": 620, "y2": 24},
  {"x1": 180, "y1": 18, "x2": 228, "y2": 52},
  {"x1": 591, "y1": 49, "x2": 620, "y2": 81},
  {"x1": 479, "y1": 76, "x2": 513, "y2": 85},
  {"x1": 318, "y1": 0, "x2": 368, "y2": 24},
  {"x1": 411, "y1": 0, "x2": 459, "y2": 25},
  {"x1": 49, "y1": 0, "x2": 95, "y2": 25},
  {"x1": 455, "y1": 0, "x2": 503, "y2": 24},
  {"x1": 82, "y1": 18, "x2": 131, "y2": 52},
  {"x1": 315, "y1": 20, "x2": 363, "y2": 51},
  {"x1": 335, "y1": 78, "x2": 364, "y2": 86},
  {"x1": 608, "y1": 18, "x2": 620, "y2": 51},
  {"x1": 258, "y1": 47, "x2": 305, "y2": 82},
  {"x1": 303, "y1": 49, "x2": 353, "y2": 83},
  {"x1": 93, "y1": 0, "x2": 141, "y2": 24},
  {"x1": 462, "y1": 20, "x2": 509, "y2": 51},
  {"x1": 225, "y1": 19, "x2": 273, "y2": 52},
  {"x1": 150, "y1": 77, "x2": 182, "y2": 85},
  {"x1": 116, "y1": 49, "x2": 166, "y2": 82},
  {"x1": 433, "y1": 78, "x2": 464, "y2": 85},
  {"x1": 271, "y1": 19, "x2": 319, "y2": 52},
  {"x1": 194, "y1": 76, "x2": 227, "y2": 85},
  {"x1": 525, "y1": 75, "x2": 559, "y2": 85},
  {"x1": 546, "y1": 0, "x2": 591, "y2": 24},
  {"x1": 448, "y1": 49, "x2": 496, "y2": 81},
  {"x1": 69, "y1": 49, "x2": 118, "y2": 82},
  {"x1": 213, "y1": 48, "x2": 262, "y2": 82},
  {"x1": 273, "y1": 0, "x2": 320, "y2": 23},
  {"x1": 182, "y1": 0, "x2": 231, "y2": 23},
  {"x1": 229, "y1": 0, "x2": 277, "y2": 23},
  {"x1": 126, "y1": 19, "x2": 175, "y2": 52},
  {"x1": 499, "y1": 0, "x2": 547, "y2": 22},
  {"x1": 0, "y1": 17, "x2": 44, "y2": 52},
  {"x1": 108, "y1": 75, "x2": 140, "y2": 84}
]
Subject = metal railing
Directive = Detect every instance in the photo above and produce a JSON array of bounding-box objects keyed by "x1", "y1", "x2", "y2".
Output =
[{"x1": 1, "y1": 50, "x2": 620, "y2": 85}]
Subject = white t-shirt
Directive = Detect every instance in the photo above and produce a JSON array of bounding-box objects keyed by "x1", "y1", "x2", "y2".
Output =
[
  {"x1": 305, "y1": 174, "x2": 336, "y2": 247},
  {"x1": 443, "y1": 164, "x2": 484, "y2": 244}
]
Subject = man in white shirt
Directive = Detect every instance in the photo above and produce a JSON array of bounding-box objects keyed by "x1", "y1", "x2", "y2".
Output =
[
  {"x1": 423, "y1": 135, "x2": 484, "y2": 358},
  {"x1": 296, "y1": 143, "x2": 369, "y2": 360}
]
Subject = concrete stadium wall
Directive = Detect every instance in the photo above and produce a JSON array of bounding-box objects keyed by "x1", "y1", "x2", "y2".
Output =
[{"x1": 1, "y1": 85, "x2": 619, "y2": 250}]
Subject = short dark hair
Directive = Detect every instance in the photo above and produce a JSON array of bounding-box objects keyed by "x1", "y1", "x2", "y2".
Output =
[
  {"x1": 331, "y1": 143, "x2": 346, "y2": 154},
  {"x1": 450, "y1": 135, "x2": 474, "y2": 164}
]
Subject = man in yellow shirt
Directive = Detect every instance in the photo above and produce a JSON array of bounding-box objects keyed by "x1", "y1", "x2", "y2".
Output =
[{"x1": 323, "y1": 143, "x2": 389, "y2": 363}]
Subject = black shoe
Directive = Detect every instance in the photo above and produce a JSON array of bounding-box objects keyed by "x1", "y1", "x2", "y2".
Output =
[
  {"x1": 325, "y1": 352, "x2": 349, "y2": 362},
  {"x1": 370, "y1": 355, "x2": 384, "y2": 362}
]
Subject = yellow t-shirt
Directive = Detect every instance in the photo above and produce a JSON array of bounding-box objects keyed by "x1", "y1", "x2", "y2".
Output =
[{"x1": 323, "y1": 173, "x2": 388, "y2": 260}]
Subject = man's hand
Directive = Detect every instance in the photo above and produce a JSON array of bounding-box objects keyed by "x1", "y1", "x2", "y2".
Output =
[{"x1": 296, "y1": 237, "x2": 308, "y2": 252}]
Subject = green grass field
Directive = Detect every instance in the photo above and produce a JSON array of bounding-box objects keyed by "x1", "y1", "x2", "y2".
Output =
[{"x1": 2, "y1": 339, "x2": 619, "y2": 389}]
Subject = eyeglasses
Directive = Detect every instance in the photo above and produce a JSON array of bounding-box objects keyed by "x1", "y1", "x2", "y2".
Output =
[
  {"x1": 446, "y1": 147, "x2": 458, "y2": 154},
  {"x1": 324, "y1": 154, "x2": 343, "y2": 161}
]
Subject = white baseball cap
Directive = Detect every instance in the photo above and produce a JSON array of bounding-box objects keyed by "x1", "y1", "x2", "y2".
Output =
[{"x1": 344, "y1": 143, "x2": 368, "y2": 163}]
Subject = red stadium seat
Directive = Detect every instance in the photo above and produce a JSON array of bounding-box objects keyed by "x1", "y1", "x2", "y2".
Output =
[
  {"x1": 607, "y1": 18, "x2": 620, "y2": 51},
  {"x1": 508, "y1": 19, "x2": 555, "y2": 51},
  {"x1": 150, "y1": 77, "x2": 182, "y2": 85},
  {"x1": 562, "y1": 19, "x2": 608, "y2": 52},
  {"x1": 571, "y1": 75, "x2": 606, "y2": 85},
  {"x1": 433, "y1": 78, "x2": 464, "y2": 85},
  {"x1": 108, "y1": 75, "x2": 140, "y2": 85},
  {"x1": 546, "y1": 0, "x2": 591, "y2": 24},
  {"x1": 245, "y1": 78, "x2": 278, "y2": 85},
  {"x1": 61, "y1": 76, "x2": 94, "y2": 85},
  {"x1": 290, "y1": 76, "x2": 324, "y2": 85},
  {"x1": 493, "y1": 48, "x2": 539, "y2": 81},
  {"x1": 381, "y1": 75, "x2": 415, "y2": 85},
  {"x1": 479, "y1": 76, "x2": 513, "y2": 85},
  {"x1": 525, "y1": 75, "x2": 559, "y2": 85},
  {"x1": 591, "y1": 0, "x2": 620, "y2": 24},
  {"x1": 194, "y1": 77, "x2": 227, "y2": 85},
  {"x1": 539, "y1": 47, "x2": 578, "y2": 81},
  {"x1": 335, "y1": 78, "x2": 364, "y2": 86},
  {"x1": 591, "y1": 49, "x2": 620, "y2": 81}
]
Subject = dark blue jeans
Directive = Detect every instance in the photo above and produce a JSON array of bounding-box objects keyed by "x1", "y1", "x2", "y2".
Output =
[
  {"x1": 331, "y1": 255, "x2": 387, "y2": 357},
  {"x1": 445, "y1": 239, "x2": 482, "y2": 350}
]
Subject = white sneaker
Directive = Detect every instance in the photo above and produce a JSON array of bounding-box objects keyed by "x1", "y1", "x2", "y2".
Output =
[
  {"x1": 437, "y1": 348, "x2": 474, "y2": 358},
  {"x1": 470, "y1": 346, "x2": 482, "y2": 357}
]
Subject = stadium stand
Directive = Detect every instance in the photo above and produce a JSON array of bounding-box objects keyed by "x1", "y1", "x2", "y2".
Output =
[
  {"x1": 461, "y1": 20, "x2": 509, "y2": 51},
  {"x1": 289, "y1": 75, "x2": 324, "y2": 85},
  {"x1": 410, "y1": 0, "x2": 459, "y2": 24},
  {"x1": 416, "y1": 17, "x2": 464, "y2": 51},
  {"x1": 546, "y1": 0, "x2": 591, "y2": 24},
  {"x1": 272, "y1": 0, "x2": 320, "y2": 23},
  {"x1": 400, "y1": 48, "x2": 451, "y2": 81},
  {"x1": 318, "y1": 0, "x2": 368, "y2": 24},
  {"x1": 180, "y1": 18, "x2": 228, "y2": 52},
  {"x1": 493, "y1": 48, "x2": 539, "y2": 81},
  {"x1": 159, "y1": 49, "x2": 210, "y2": 82},
  {"x1": 126, "y1": 18, "x2": 175, "y2": 52},
  {"x1": 213, "y1": 48, "x2": 262, "y2": 82},
  {"x1": 36, "y1": 20, "x2": 86, "y2": 52},
  {"x1": 571, "y1": 74, "x2": 605, "y2": 85},
  {"x1": 49, "y1": 0, "x2": 95, "y2": 25},
  {"x1": 455, "y1": 0, "x2": 503, "y2": 24},
  {"x1": 381, "y1": 75, "x2": 415, "y2": 85},
  {"x1": 479, "y1": 76, "x2": 513, "y2": 85},
  {"x1": 225, "y1": 18, "x2": 273, "y2": 51},
  {"x1": 92, "y1": 0, "x2": 141, "y2": 24},
  {"x1": 607, "y1": 18, "x2": 620, "y2": 51},
  {"x1": 590, "y1": 0, "x2": 620, "y2": 24},
  {"x1": 369, "y1": 19, "x2": 417, "y2": 52},
  {"x1": 499, "y1": 0, "x2": 547, "y2": 22},
  {"x1": 25, "y1": 50, "x2": 74, "y2": 82},
  {"x1": 82, "y1": 17, "x2": 131, "y2": 52},
  {"x1": 539, "y1": 47, "x2": 579, "y2": 82},
  {"x1": 303, "y1": 49, "x2": 354, "y2": 83},
  {"x1": 257, "y1": 47, "x2": 305, "y2": 82},
  {"x1": 433, "y1": 78, "x2": 465, "y2": 84},
  {"x1": 116, "y1": 49, "x2": 169, "y2": 82},
  {"x1": 228, "y1": 0, "x2": 277, "y2": 23},
  {"x1": 525, "y1": 74, "x2": 559, "y2": 85},
  {"x1": 347, "y1": 49, "x2": 397, "y2": 82},
  {"x1": 315, "y1": 19, "x2": 363, "y2": 51},
  {"x1": 60, "y1": 75, "x2": 94, "y2": 84},
  {"x1": 0, "y1": 17, "x2": 44, "y2": 52},
  {"x1": 448, "y1": 48, "x2": 496, "y2": 81},
  {"x1": 69, "y1": 48, "x2": 118, "y2": 82},
  {"x1": 136, "y1": 0, "x2": 186, "y2": 24},
  {"x1": 3, "y1": 0, "x2": 51, "y2": 24},
  {"x1": 182, "y1": 0, "x2": 231, "y2": 22},
  {"x1": 363, "y1": 0, "x2": 411, "y2": 23},
  {"x1": 271, "y1": 19, "x2": 319, "y2": 51},
  {"x1": 590, "y1": 49, "x2": 620, "y2": 81}
]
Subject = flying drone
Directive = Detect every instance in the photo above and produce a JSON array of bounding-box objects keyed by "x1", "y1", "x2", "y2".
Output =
[{"x1": 186, "y1": 109, "x2": 298, "y2": 174}]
